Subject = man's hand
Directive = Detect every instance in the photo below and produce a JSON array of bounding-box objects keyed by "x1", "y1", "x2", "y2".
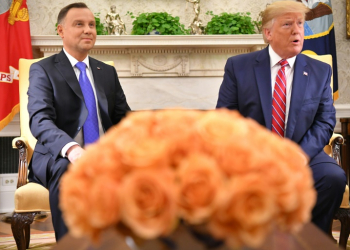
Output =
[{"x1": 67, "y1": 145, "x2": 85, "y2": 163}]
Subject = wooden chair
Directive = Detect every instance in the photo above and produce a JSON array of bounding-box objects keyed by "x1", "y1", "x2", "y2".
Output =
[
  {"x1": 304, "y1": 53, "x2": 350, "y2": 249},
  {"x1": 11, "y1": 58, "x2": 115, "y2": 250}
]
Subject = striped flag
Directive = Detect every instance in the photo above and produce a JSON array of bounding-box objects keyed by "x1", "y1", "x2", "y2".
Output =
[
  {"x1": 300, "y1": 0, "x2": 339, "y2": 100},
  {"x1": 0, "y1": 0, "x2": 32, "y2": 131}
]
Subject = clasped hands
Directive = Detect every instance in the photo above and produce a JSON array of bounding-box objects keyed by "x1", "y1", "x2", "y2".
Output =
[{"x1": 66, "y1": 145, "x2": 85, "y2": 163}]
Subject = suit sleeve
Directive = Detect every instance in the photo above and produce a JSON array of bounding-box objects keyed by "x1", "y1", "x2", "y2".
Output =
[
  {"x1": 111, "y1": 66, "x2": 131, "y2": 125},
  {"x1": 216, "y1": 58, "x2": 239, "y2": 110},
  {"x1": 298, "y1": 64, "x2": 336, "y2": 160},
  {"x1": 28, "y1": 63, "x2": 75, "y2": 159}
]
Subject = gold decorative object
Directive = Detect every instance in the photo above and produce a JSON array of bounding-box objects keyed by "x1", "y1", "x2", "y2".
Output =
[
  {"x1": 186, "y1": 0, "x2": 205, "y2": 35},
  {"x1": 105, "y1": 5, "x2": 127, "y2": 35},
  {"x1": 8, "y1": 0, "x2": 29, "y2": 25}
]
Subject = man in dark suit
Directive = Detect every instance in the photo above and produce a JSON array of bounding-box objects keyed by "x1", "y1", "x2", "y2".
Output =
[
  {"x1": 27, "y1": 2, "x2": 130, "y2": 241},
  {"x1": 216, "y1": 0, "x2": 346, "y2": 233}
]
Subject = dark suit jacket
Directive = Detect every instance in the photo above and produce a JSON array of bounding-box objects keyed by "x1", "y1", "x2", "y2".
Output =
[
  {"x1": 28, "y1": 50, "x2": 130, "y2": 187},
  {"x1": 216, "y1": 47, "x2": 336, "y2": 164}
]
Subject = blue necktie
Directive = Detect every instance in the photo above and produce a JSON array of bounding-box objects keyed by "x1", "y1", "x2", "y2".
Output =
[{"x1": 75, "y1": 62, "x2": 99, "y2": 145}]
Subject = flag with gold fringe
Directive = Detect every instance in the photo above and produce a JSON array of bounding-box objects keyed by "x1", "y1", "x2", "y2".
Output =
[
  {"x1": 0, "y1": 0, "x2": 32, "y2": 131},
  {"x1": 300, "y1": 0, "x2": 339, "y2": 100}
]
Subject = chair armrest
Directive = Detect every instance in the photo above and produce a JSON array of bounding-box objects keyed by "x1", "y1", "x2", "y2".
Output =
[
  {"x1": 329, "y1": 133, "x2": 344, "y2": 167},
  {"x1": 329, "y1": 133, "x2": 344, "y2": 145},
  {"x1": 12, "y1": 137, "x2": 29, "y2": 189}
]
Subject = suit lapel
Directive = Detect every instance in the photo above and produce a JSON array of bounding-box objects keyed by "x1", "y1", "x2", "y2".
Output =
[
  {"x1": 89, "y1": 58, "x2": 109, "y2": 121},
  {"x1": 254, "y1": 48, "x2": 273, "y2": 129},
  {"x1": 55, "y1": 51, "x2": 84, "y2": 100},
  {"x1": 285, "y1": 54, "x2": 309, "y2": 139}
]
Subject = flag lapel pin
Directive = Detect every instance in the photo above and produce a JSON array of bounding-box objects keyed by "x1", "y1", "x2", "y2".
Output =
[
  {"x1": 97, "y1": 67, "x2": 101, "y2": 70},
  {"x1": 303, "y1": 71, "x2": 308, "y2": 76}
]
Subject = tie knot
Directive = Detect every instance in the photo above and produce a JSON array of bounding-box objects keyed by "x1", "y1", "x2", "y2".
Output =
[
  {"x1": 279, "y1": 59, "x2": 288, "y2": 68},
  {"x1": 75, "y1": 62, "x2": 87, "y2": 72}
]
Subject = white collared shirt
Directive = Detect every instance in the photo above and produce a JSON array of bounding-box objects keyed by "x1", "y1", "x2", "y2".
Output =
[
  {"x1": 61, "y1": 49, "x2": 104, "y2": 157},
  {"x1": 269, "y1": 46, "x2": 296, "y2": 133}
]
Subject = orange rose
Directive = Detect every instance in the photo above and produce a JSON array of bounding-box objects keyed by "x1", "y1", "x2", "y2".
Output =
[
  {"x1": 60, "y1": 169, "x2": 122, "y2": 240},
  {"x1": 106, "y1": 112, "x2": 172, "y2": 171},
  {"x1": 153, "y1": 109, "x2": 204, "y2": 167},
  {"x1": 195, "y1": 110, "x2": 262, "y2": 177},
  {"x1": 176, "y1": 153, "x2": 225, "y2": 224},
  {"x1": 118, "y1": 136, "x2": 170, "y2": 170},
  {"x1": 277, "y1": 166, "x2": 316, "y2": 231},
  {"x1": 196, "y1": 110, "x2": 249, "y2": 146},
  {"x1": 60, "y1": 172, "x2": 93, "y2": 238},
  {"x1": 249, "y1": 142, "x2": 316, "y2": 232},
  {"x1": 73, "y1": 142, "x2": 126, "y2": 182},
  {"x1": 120, "y1": 169, "x2": 177, "y2": 239},
  {"x1": 210, "y1": 140, "x2": 265, "y2": 177},
  {"x1": 88, "y1": 176, "x2": 121, "y2": 229},
  {"x1": 209, "y1": 174, "x2": 276, "y2": 248}
]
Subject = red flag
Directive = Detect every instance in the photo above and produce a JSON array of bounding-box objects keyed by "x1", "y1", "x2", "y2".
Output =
[{"x1": 0, "y1": 0, "x2": 32, "y2": 131}]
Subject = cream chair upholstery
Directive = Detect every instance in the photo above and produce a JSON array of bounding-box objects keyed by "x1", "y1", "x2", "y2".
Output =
[
  {"x1": 11, "y1": 58, "x2": 115, "y2": 250},
  {"x1": 303, "y1": 53, "x2": 350, "y2": 248}
]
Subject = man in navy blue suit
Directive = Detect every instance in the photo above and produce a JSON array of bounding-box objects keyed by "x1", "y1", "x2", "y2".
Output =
[
  {"x1": 216, "y1": 0, "x2": 346, "y2": 233},
  {"x1": 27, "y1": 2, "x2": 130, "y2": 241}
]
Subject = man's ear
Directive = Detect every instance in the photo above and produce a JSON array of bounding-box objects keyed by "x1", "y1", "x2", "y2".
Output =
[
  {"x1": 57, "y1": 24, "x2": 64, "y2": 38},
  {"x1": 263, "y1": 28, "x2": 272, "y2": 42}
]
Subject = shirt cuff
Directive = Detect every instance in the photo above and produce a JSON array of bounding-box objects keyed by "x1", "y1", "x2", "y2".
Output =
[{"x1": 61, "y1": 142, "x2": 80, "y2": 158}]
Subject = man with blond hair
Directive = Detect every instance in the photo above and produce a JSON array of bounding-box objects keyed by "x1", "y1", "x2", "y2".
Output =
[{"x1": 216, "y1": 0, "x2": 345, "y2": 233}]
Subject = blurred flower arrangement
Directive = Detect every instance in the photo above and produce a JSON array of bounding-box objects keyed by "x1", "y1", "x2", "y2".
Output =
[{"x1": 60, "y1": 109, "x2": 316, "y2": 249}]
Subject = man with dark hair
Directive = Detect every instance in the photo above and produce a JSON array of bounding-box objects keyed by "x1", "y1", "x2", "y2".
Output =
[
  {"x1": 27, "y1": 2, "x2": 130, "y2": 240},
  {"x1": 216, "y1": 0, "x2": 346, "y2": 233}
]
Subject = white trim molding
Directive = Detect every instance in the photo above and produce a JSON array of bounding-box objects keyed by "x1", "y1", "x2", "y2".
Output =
[{"x1": 31, "y1": 35, "x2": 266, "y2": 49}]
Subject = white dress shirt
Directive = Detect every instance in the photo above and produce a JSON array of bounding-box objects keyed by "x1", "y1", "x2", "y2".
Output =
[
  {"x1": 269, "y1": 46, "x2": 296, "y2": 134},
  {"x1": 61, "y1": 49, "x2": 104, "y2": 157}
]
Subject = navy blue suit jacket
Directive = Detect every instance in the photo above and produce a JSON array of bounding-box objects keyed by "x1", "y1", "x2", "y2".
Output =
[
  {"x1": 27, "y1": 50, "x2": 130, "y2": 187},
  {"x1": 217, "y1": 47, "x2": 336, "y2": 164}
]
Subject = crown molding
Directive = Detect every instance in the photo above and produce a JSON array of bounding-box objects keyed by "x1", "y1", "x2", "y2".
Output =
[{"x1": 31, "y1": 35, "x2": 266, "y2": 48}]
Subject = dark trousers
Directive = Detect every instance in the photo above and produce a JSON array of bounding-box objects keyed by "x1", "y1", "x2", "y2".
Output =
[
  {"x1": 29, "y1": 156, "x2": 69, "y2": 241},
  {"x1": 48, "y1": 157, "x2": 69, "y2": 241},
  {"x1": 310, "y1": 151, "x2": 347, "y2": 233}
]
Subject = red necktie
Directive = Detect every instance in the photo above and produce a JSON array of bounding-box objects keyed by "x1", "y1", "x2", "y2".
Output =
[{"x1": 272, "y1": 59, "x2": 288, "y2": 137}]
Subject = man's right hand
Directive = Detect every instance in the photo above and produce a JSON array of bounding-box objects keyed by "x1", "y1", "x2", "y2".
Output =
[{"x1": 66, "y1": 145, "x2": 85, "y2": 163}]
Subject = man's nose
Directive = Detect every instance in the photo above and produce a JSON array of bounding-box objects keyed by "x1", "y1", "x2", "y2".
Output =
[
  {"x1": 292, "y1": 22, "x2": 303, "y2": 34},
  {"x1": 84, "y1": 25, "x2": 93, "y2": 33}
]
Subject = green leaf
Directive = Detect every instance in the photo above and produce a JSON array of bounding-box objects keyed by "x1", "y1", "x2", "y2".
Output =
[
  {"x1": 129, "y1": 11, "x2": 187, "y2": 35},
  {"x1": 205, "y1": 12, "x2": 256, "y2": 35}
]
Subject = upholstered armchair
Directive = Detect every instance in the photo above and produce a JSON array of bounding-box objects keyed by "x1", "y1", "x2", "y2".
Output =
[
  {"x1": 11, "y1": 58, "x2": 115, "y2": 250},
  {"x1": 304, "y1": 53, "x2": 350, "y2": 249}
]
